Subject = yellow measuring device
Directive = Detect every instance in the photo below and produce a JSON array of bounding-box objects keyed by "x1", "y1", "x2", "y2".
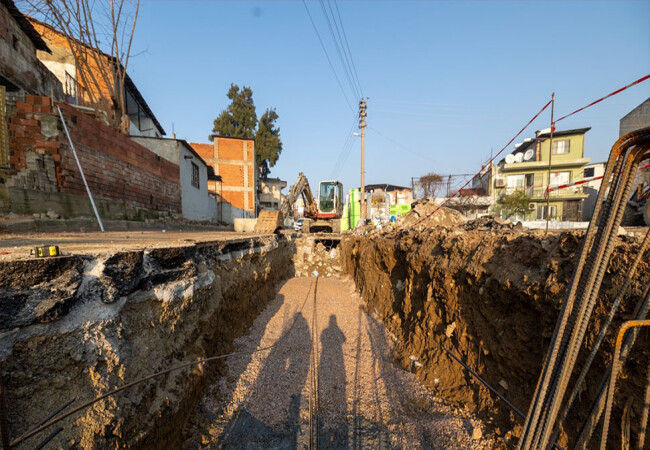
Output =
[{"x1": 31, "y1": 245, "x2": 61, "y2": 257}]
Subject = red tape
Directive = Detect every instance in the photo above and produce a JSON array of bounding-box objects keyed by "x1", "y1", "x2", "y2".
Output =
[
  {"x1": 399, "y1": 99, "x2": 553, "y2": 234},
  {"x1": 555, "y1": 74, "x2": 650, "y2": 123}
]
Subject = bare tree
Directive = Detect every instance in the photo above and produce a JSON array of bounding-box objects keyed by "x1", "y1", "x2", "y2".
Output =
[
  {"x1": 419, "y1": 172, "x2": 444, "y2": 198},
  {"x1": 19, "y1": 0, "x2": 139, "y2": 134}
]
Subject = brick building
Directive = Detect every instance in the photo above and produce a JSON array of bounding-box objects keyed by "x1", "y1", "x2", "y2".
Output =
[
  {"x1": 190, "y1": 135, "x2": 256, "y2": 218},
  {"x1": 28, "y1": 17, "x2": 165, "y2": 138}
]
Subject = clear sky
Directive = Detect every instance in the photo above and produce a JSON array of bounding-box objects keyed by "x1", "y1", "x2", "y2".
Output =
[{"x1": 127, "y1": 0, "x2": 650, "y2": 193}]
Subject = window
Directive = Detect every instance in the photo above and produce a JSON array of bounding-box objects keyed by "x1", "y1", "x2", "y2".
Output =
[
  {"x1": 584, "y1": 167, "x2": 595, "y2": 178},
  {"x1": 552, "y1": 139, "x2": 570, "y2": 154},
  {"x1": 191, "y1": 162, "x2": 199, "y2": 189},
  {"x1": 549, "y1": 171, "x2": 570, "y2": 186},
  {"x1": 507, "y1": 174, "x2": 525, "y2": 189},
  {"x1": 537, "y1": 205, "x2": 557, "y2": 220}
]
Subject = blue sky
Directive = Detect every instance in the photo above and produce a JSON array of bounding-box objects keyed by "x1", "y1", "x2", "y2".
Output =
[{"x1": 127, "y1": 0, "x2": 650, "y2": 192}]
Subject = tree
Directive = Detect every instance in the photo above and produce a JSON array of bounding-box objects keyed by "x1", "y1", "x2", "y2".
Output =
[
  {"x1": 20, "y1": 0, "x2": 140, "y2": 134},
  {"x1": 212, "y1": 84, "x2": 257, "y2": 138},
  {"x1": 419, "y1": 173, "x2": 444, "y2": 198},
  {"x1": 212, "y1": 84, "x2": 283, "y2": 178},
  {"x1": 255, "y1": 109, "x2": 282, "y2": 178},
  {"x1": 498, "y1": 190, "x2": 531, "y2": 219}
]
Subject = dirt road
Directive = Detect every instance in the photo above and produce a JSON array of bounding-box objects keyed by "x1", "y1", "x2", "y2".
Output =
[{"x1": 185, "y1": 276, "x2": 492, "y2": 448}]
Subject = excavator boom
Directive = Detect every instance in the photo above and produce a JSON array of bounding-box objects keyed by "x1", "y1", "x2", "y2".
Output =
[{"x1": 254, "y1": 172, "x2": 317, "y2": 233}]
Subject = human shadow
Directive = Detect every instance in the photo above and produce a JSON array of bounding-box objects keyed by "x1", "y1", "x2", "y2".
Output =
[
  {"x1": 318, "y1": 314, "x2": 349, "y2": 449},
  {"x1": 219, "y1": 312, "x2": 312, "y2": 449}
]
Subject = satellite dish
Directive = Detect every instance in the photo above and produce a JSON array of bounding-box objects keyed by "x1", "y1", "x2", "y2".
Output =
[
  {"x1": 514, "y1": 152, "x2": 524, "y2": 163},
  {"x1": 505, "y1": 154, "x2": 515, "y2": 164},
  {"x1": 524, "y1": 149, "x2": 535, "y2": 161}
]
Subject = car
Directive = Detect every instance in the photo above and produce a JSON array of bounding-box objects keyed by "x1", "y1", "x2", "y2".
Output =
[{"x1": 294, "y1": 218, "x2": 305, "y2": 231}]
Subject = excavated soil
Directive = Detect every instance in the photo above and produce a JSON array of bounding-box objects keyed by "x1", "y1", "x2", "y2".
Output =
[{"x1": 340, "y1": 225, "x2": 650, "y2": 448}]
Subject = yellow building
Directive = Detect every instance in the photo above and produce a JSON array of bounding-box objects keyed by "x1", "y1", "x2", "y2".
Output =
[{"x1": 493, "y1": 127, "x2": 590, "y2": 221}]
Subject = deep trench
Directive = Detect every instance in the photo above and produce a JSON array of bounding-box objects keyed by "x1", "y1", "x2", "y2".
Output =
[{"x1": 1, "y1": 229, "x2": 648, "y2": 449}]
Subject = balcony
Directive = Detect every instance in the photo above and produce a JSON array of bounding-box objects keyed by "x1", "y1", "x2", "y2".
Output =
[{"x1": 504, "y1": 186, "x2": 585, "y2": 200}]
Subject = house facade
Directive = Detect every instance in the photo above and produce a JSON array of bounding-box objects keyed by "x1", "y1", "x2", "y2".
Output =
[
  {"x1": 132, "y1": 137, "x2": 220, "y2": 222},
  {"x1": 259, "y1": 177, "x2": 287, "y2": 210},
  {"x1": 190, "y1": 135, "x2": 256, "y2": 219},
  {"x1": 494, "y1": 127, "x2": 591, "y2": 221},
  {"x1": 28, "y1": 18, "x2": 165, "y2": 138}
]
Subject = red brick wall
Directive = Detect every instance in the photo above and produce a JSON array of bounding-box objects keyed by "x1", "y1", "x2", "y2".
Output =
[{"x1": 7, "y1": 95, "x2": 181, "y2": 212}]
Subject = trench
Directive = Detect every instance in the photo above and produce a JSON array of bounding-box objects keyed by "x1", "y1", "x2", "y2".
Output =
[{"x1": 1, "y1": 228, "x2": 648, "y2": 448}]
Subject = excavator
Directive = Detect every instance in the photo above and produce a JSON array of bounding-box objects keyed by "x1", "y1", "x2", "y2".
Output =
[{"x1": 254, "y1": 173, "x2": 343, "y2": 234}]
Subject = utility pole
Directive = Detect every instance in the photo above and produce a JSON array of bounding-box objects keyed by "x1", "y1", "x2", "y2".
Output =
[
  {"x1": 545, "y1": 93, "x2": 555, "y2": 234},
  {"x1": 359, "y1": 99, "x2": 367, "y2": 225}
]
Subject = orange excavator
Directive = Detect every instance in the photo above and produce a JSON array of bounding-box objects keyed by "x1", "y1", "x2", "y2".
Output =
[{"x1": 255, "y1": 173, "x2": 343, "y2": 233}]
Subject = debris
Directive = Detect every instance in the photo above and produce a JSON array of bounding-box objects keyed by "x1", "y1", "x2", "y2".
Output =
[
  {"x1": 472, "y1": 426, "x2": 483, "y2": 440},
  {"x1": 445, "y1": 321, "x2": 457, "y2": 338}
]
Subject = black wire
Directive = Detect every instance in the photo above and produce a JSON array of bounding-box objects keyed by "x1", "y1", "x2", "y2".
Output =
[
  {"x1": 301, "y1": 0, "x2": 355, "y2": 113},
  {"x1": 332, "y1": 0, "x2": 364, "y2": 98}
]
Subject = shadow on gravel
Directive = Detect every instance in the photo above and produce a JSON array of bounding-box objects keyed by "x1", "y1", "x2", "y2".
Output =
[
  {"x1": 318, "y1": 314, "x2": 348, "y2": 449},
  {"x1": 219, "y1": 312, "x2": 311, "y2": 449}
]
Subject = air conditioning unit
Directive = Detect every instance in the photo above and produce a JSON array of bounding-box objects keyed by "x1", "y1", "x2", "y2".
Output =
[
  {"x1": 529, "y1": 203, "x2": 537, "y2": 210},
  {"x1": 495, "y1": 178, "x2": 506, "y2": 188}
]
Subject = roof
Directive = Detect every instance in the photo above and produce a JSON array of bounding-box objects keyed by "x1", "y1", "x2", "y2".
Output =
[
  {"x1": 2, "y1": 0, "x2": 50, "y2": 52},
  {"x1": 537, "y1": 127, "x2": 591, "y2": 138},
  {"x1": 27, "y1": 17, "x2": 165, "y2": 135},
  {"x1": 364, "y1": 183, "x2": 411, "y2": 192},
  {"x1": 132, "y1": 135, "x2": 213, "y2": 169}
]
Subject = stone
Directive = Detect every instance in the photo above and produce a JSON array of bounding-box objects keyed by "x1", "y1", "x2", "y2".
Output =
[{"x1": 472, "y1": 426, "x2": 482, "y2": 440}]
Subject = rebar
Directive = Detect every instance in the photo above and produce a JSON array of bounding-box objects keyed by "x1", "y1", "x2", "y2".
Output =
[
  {"x1": 519, "y1": 127, "x2": 650, "y2": 449},
  {"x1": 638, "y1": 368, "x2": 650, "y2": 450},
  {"x1": 600, "y1": 320, "x2": 650, "y2": 450}
]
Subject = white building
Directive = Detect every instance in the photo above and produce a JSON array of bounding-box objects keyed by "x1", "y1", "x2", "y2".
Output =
[{"x1": 132, "y1": 137, "x2": 219, "y2": 222}]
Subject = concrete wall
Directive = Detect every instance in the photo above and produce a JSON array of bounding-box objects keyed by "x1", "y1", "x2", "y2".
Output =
[
  {"x1": 131, "y1": 136, "x2": 217, "y2": 222},
  {"x1": 0, "y1": 3, "x2": 64, "y2": 98},
  {"x1": 620, "y1": 98, "x2": 650, "y2": 137}
]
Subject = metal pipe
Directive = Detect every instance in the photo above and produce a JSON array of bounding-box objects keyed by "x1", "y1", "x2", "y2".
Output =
[{"x1": 56, "y1": 105, "x2": 104, "y2": 232}]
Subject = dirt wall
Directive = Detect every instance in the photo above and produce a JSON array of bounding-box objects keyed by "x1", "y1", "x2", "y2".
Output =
[
  {"x1": 1, "y1": 236, "x2": 294, "y2": 449},
  {"x1": 340, "y1": 227, "x2": 650, "y2": 447}
]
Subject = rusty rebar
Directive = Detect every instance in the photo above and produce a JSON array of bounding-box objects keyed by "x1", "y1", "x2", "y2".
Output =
[{"x1": 600, "y1": 320, "x2": 650, "y2": 450}]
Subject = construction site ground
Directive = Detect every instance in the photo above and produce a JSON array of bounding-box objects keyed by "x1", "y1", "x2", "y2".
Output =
[{"x1": 184, "y1": 276, "x2": 492, "y2": 448}]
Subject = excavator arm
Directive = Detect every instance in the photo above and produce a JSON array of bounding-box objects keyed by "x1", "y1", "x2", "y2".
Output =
[{"x1": 254, "y1": 172, "x2": 317, "y2": 233}]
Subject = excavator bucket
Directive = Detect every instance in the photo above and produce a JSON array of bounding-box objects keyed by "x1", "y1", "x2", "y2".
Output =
[{"x1": 254, "y1": 210, "x2": 283, "y2": 233}]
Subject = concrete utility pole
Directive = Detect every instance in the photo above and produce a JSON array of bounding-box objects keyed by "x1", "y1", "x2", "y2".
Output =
[{"x1": 359, "y1": 99, "x2": 367, "y2": 225}]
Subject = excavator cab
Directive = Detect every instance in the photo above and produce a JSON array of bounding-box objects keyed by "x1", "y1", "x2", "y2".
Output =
[{"x1": 317, "y1": 181, "x2": 343, "y2": 218}]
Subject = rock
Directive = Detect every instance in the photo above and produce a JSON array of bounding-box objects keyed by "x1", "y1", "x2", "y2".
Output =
[
  {"x1": 472, "y1": 426, "x2": 482, "y2": 440},
  {"x1": 445, "y1": 321, "x2": 457, "y2": 338}
]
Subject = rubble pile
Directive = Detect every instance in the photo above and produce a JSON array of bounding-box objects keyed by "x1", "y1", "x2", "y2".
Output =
[
  {"x1": 397, "y1": 199, "x2": 465, "y2": 230},
  {"x1": 462, "y1": 215, "x2": 526, "y2": 233}
]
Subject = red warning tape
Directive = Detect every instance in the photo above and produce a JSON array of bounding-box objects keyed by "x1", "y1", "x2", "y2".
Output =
[
  {"x1": 399, "y1": 99, "x2": 553, "y2": 234},
  {"x1": 544, "y1": 163, "x2": 650, "y2": 199},
  {"x1": 554, "y1": 74, "x2": 650, "y2": 124}
]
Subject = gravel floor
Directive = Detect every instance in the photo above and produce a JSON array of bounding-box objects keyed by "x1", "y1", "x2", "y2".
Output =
[{"x1": 190, "y1": 276, "x2": 493, "y2": 449}]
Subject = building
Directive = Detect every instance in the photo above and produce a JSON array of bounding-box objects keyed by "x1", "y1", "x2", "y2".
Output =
[
  {"x1": 132, "y1": 136, "x2": 221, "y2": 222},
  {"x1": 581, "y1": 162, "x2": 606, "y2": 220},
  {"x1": 493, "y1": 127, "x2": 591, "y2": 221},
  {"x1": 190, "y1": 135, "x2": 256, "y2": 220},
  {"x1": 364, "y1": 183, "x2": 413, "y2": 204},
  {"x1": 620, "y1": 98, "x2": 650, "y2": 137},
  {"x1": 0, "y1": 0, "x2": 63, "y2": 99},
  {"x1": 28, "y1": 17, "x2": 165, "y2": 138},
  {"x1": 259, "y1": 177, "x2": 287, "y2": 210}
]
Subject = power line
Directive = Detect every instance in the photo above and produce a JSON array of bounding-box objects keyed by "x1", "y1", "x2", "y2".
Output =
[
  {"x1": 332, "y1": 0, "x2": 364, "y2": 98},
  {"x1": 325, "y1": 0, "x2": 363, "y2": 100},
  {"x1": 301, "y1": 0, "x2": 355, "y2": 113},
  {"x1": 368, "y1": 125, "x2": 436, "y2": 164},
  {"x1": 330, "y1": 117, "x2": 358, "y2": 179},
  {"x1": 318, "y1": 0, "x2": 361, "y2": 101}
]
